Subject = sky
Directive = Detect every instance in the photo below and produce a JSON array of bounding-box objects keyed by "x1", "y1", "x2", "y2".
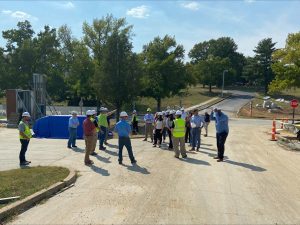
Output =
[{"x1": 0, "y1": 0, "x2": 300, "y2": 60}]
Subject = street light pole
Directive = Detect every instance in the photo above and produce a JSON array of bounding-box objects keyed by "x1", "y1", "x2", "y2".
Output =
[{"x1": 222, "y1": 70, "x2": 228, "y2": 97}]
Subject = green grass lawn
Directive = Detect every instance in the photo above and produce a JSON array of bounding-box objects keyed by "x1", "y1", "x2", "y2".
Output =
[
  {"x1": 129, "y1": 85, "x2": 222, "y2": 112},
  {"x1": 0, "y1": 166, "x2": 70, "y2": 208}
]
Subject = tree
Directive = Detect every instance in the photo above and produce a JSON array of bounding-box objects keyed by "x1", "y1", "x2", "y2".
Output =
[
  {"x1": 254, "y1": 38, "x2": 276, "y2": 94},
  {"x1": 141, "y1": 35, "x2": 188, "y2": 111},
  {"x1": 83, "y1": 15, "x2": 141, "y2": 120},
  {"x1": 241, "y1": 56, "x2": 261, "y2": 86},
  {"x1": 268, "y1": 32, "x2": 300, "y2": 94}
]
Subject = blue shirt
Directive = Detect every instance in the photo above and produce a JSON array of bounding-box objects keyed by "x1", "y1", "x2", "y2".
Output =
[
  {"x1": 69, "y1": 117, "x2": 79, "y2": 128},
  {"x1": 114, "y1": 119, "x2": 131, "y2": 137},
  {"x1": 211, "y1": 112, "x2": 229, "y2": 133},
  {"x1": 190, "y1": 115, "x2": 204, "y2": 128},
  {"x1": 144, "y1": 113, "x2": 154, "y2": 123}
]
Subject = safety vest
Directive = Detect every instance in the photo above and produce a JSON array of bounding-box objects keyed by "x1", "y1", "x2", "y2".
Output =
[
  {"x1": 98, "y1": 114, "x2": 108, "y2": 127},
  {"x1": 131, "y1": 115, "x2": 138, "y2": 122},
  {"x1": 89, "y1": 117, "x2": 99, "y2": 132},
  {"x1": 173, "y1": 118, "x2": 185, "y2": 138},
  {"x1": 19, "y1": 121, "x2": 32, "y2": 140}
]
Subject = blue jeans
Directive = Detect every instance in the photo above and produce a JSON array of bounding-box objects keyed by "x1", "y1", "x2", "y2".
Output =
[
  {"x1": 118, "y1": 137, "x2": 135, "y2": 163},
  {"x1": 191, "y1": 127, "x2": 201, "y2": 148},
  {"x1": 68, "y1": 128, "x2": 77, "y2": 147},
  {"x1": 99, "y1": 126, "x2": 107, "y2": 148}
]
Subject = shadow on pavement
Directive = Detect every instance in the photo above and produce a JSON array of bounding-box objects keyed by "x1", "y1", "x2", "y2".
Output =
[
  {"x1": 90, "y1": 164, "x2": 110, "y2": 176},
  {"x1": 179, "y1": 157, "x2": 211, "y2": 166},
  {"x1": 105, "y1": 143, "x2": 119, "y2": 149},
  {"x1": 123, "y1": 163, "x2": 151, "y2": 175},
  {"x1": 104, "y1": 148, "x2": 119, "y2": 156},
  {"x1": 201, "y1": 143, "x2": 213, "y2": 146},
  {"x1": 70, "y1": 147, "x2": 85, "y2": 153},
  {"x1": 224, "y1": 160, "x2": 266, "y2": 172},
  {"x1": 201, "y1": 146, "x2": 217, "y2": 152},
  {"x1": 94, "y1": 155, "x2": 111, "y2": 164}
]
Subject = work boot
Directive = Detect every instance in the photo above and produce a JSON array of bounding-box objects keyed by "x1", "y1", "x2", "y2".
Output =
[
  {"x1": 217, "y1": 158, "x2": 223, "y2": 162},
  {"x1": 190, "y1": 148, "x2": 195, "y2": 151},
  {"x1": 90, "y1": 152, "x2": 98, "y2": 156},
  {"x1": 99, "y1": 146, "x2": 106, "y2": 150},
  {"x1": 20, "y1": 161, "x2": 30, "y2": 166},
  {"x1": 131, "y1": 159, "x2": 137, "y2": 164}
]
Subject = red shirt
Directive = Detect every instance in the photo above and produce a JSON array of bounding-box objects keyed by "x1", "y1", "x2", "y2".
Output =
[{"x1": 83, "y1": 118, "x2": 96, "y2": 136}]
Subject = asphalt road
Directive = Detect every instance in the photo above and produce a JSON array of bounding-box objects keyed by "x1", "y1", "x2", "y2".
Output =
[{"x1": 1, "y1": 90, "x2": 299, "y2": 224}]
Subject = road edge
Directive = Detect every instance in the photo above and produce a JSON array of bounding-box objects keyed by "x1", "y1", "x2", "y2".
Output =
[{"x1": 0, "y1": 168, "x2": 77, "y2": 223}]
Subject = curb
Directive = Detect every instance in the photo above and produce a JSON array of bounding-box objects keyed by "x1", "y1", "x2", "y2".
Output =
[{"x1": 0, "y1": 168, "x2": 77, "y2": 223}]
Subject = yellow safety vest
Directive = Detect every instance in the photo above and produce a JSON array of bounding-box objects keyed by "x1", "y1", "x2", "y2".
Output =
[
  {"x1": 173, "y1": 118, "x2": 185, "y2": 138},
  {"x1": 97, "y1": 114, "x2": 108, "y2": 127},
  {"x1": 19, "y1": 121, "x2": 32, "y2": 139}
]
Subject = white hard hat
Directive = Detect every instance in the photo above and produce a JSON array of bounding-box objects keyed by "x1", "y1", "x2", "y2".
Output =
[
  {"x1": 120, "y1": 111, "x2": 128, "y2": 117},
  {"x1": 162, "y1": 111, "x2": 165, "y2": 115},
  {"x1": 175, "y1": 110, "x2": 182, "y2": 115},
  {"x1": 158, "y1": 112, "x2": 163, "y2": 116},
  {"x1": 86, "y1": 110, "x2": 93, "y2": 116},
  {"x1": 133, "y1": 110, "x2": 137, "y2": 113},
  {"x1": 170, "y1": 110, "x2": 175, "y2": 114},
  {"x1": 22, "y1": 112, "x2": 31, "y2": 117},
  {"x1": 181, "y1": 107, "x2": 185, "y2": 111},
  {"x1": 91, "y1": 110, "x2": 96, "y2": 115},
  {"x1": 71, "y1": 111, "x2": 77, "y2": 115}
]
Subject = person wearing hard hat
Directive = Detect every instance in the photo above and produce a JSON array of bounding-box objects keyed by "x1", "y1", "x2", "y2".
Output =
[
  {"x1": 90, "y1": 109, "x2": 99, "y2": 155},
  {"x1": 67, "y1": 111, "x2": 79, "y2": 149},
  {"x1": 190, "y1": 108, "x2": 204, "y2": 151},
  {"x1": 165, "y1": 110, "x2": 175, "y2": 149},
  {"x1": 171, "y1": 110, "x2": 187, "y2": 158},
  {"x1": 97, "y1": 107, "x2": 116, "y2": 149},
  {"x1": 210, "y1": 107, "x2": 229, "y2": 162},
  {"x1": 83, "y1": 110, "x2": 97, "y2": 165},
  {"x1": 143, "y1": 108, "x2": 154, "y2": 142},
  {"x1": 181, "y1": 107, "x2": 187, "y2": 120},
  {"x1": 114, "y1": 111, "x2": 137, "y2": 165},
  {"x1": 153, "y1": 112, "x2": 164, "y2": 148},
  {"x1": 131, "y1": 110, "x2": 139, "y2": 135},
  {"x1": 18, "y1": 112, "x2": 32, "y2": 166}
]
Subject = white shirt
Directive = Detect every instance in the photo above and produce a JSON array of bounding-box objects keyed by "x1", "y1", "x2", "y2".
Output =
[{"x1": 155, "y1": 120, "x2": 163, "y2": 129}]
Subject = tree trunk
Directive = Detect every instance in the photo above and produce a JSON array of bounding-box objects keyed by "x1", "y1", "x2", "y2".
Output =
[{"x1": 156, "y1": 97, "x2": 161, "y2": 112}]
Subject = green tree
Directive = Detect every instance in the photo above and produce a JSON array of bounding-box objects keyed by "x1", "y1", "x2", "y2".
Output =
[
  {"x1": 83, "y1": 15, "x2": 141, "y2": 120},
  {"x1": 269, "y1": 32, "x2": 300, "y2": 94},
  {"x1": 242, "y1": 56, "x2": 261, "y2": 86},
  {"x1": 141, "y1": 35, "x2": 188, "y2": 111},
  {"x1": 254, "y1": 38, "x2": 276, "y2": 94}
]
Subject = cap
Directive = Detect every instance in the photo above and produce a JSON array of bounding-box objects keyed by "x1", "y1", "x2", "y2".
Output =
[
  {"x1": 175, "y1": 110, "x2": 182, "y2": 115},
  {"x1": 147, "y1": 108, "x2": 151, "y2": 112},
  {"x1": 71, "y1": 111, "x2": 77, "y2": 115},
  {"x1": 120, "y1": 111, "x2": 128, "y2": 117},
  {"x1": 22, "y1": 112, "x2": 31, "y2": 117}
]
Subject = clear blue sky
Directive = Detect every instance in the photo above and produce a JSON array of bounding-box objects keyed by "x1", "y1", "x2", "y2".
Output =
[{"x1": 0, "y1": 0, "x2": 299, "y2": 60}]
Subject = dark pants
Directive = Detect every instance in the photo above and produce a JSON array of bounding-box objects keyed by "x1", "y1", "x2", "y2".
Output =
[
  {"x1": 154, "y1": 129, "x2": 162, "y2": 145},
  {"x1": 162, "y1": 127, "x2": 167, "y2": 141},
  {"x1": 68, "y1": 127, "x2": 77, "y2": 147},
  {"x1": 19, "y1": 139, "x2": 29, "y2": 163},
  {"x1": 185, "y1": 127, "x2": 191, "y2": 143},
  {"x1": 99, "y1": 126, "x2": 107, "y2": 148},
  {"x1": 118, "y1": 137, "x2": 135, "y2": 163},
  {"x1": 216, "y1": 132, "x2": 228, "y2": 159},
  {"x1": 132, "y1": 121, "x2": 139, "y2": 133},
  {"x1": 167, "y1": 129, "x2": 173, "y2": 149},
  {"x1": 191, "y1": 127, "x2": 201, "y2": 148}
]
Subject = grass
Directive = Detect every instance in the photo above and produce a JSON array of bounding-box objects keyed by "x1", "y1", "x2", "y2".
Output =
[
  {"x1": 129, "y1": 85, "x2": 222, "y2": 112},
  {"x1": 238, "y1": 94, "x2": 300, "y2": 120},
  {"x1": 0, "y1": 166, "x2": 70, "y2": 208}
]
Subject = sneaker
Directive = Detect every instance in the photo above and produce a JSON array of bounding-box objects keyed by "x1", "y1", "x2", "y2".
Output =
[
  {"x1": 182, "y1": 155, "x2": 187, "y2": 159},
  {"x1": 90, "y1": 152, "x2": 98, "y2": 156},
  {"x1": 213, "y1": 156, "x2": 219, "y2": 159},
  {"x1": 20, "y1": 161, "x2": 30, "y2": 166},
  {"x1": 25, "y1": 160, "x2": 31, "y2": 164},
  {"x1": 67, "y1": 146, "x2": 72, "y2": 149},
  {"x1": 174, "y1": 156, "x2": 179, "y2": 159},
  {"x1": 99, "y1": 146, "x2": 106, "y2": 150},
  {"x1": 119, "y1": 161, "x2": 123, "y2": 165},
  {"x1": 196, "y1": 148, "x2": 200, "y2": 152},
  {"x1": 72, "y1": 145, "x2": 78, "y2": 148},
  {"x1": 131, "y1": 160, "x2": 137, "y2": 164},
  {"x1": 104, "y1": 142, "x2": 108, "y2": 145},
  {"x1": 189, "y1": 148, "x2": 195, "y2": 151},
  {"x1": 85, "y1": 160, "x2": 94, "y2": 165},
  {"x1": 217, "y1": 159, "x2": 223, "y2": 162}
]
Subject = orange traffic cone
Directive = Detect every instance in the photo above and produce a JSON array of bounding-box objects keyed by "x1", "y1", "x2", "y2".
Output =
[{"x1": 270, "y1": 119, "x2": 277, "y2": 141}]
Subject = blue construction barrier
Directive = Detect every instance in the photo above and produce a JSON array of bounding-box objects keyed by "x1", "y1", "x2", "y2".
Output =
[{"x1": 33, "y1": 115, "x2": 86, "y2": 139}]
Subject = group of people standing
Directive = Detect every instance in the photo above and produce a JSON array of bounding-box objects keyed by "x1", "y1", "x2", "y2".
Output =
[
  {"x1": 17, "y1": 105, "x2": 229, "y2": 166},
  {"x1": 143, "y1": 107, "x2": 229, "y2": 161}
]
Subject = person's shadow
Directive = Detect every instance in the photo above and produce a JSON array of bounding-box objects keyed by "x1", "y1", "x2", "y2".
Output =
[
  {"x1": 224, "y1": 160, "x2": 266, "y2": 172},
  {"x1": 122, "y1": 163, "x2": 150, "y2": 175},
  {"x1": 90, "y1": 164, "x2": 110, "y2": 176},
  {"x1": 95, "y1": 155, "x2": 111, "y2": 164},
  {"x1": 71, "y1": 147, "x2": 85, "y2": 153},
  {"x1": 104, "y1": 148, "x2": 118, "y2": 157},
  {"x1": 106, "y1": 143, "x2": 119, "y2": 149},
  {"x1": 179, "y1": 157, "x2": 211, "y2": 166}
]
